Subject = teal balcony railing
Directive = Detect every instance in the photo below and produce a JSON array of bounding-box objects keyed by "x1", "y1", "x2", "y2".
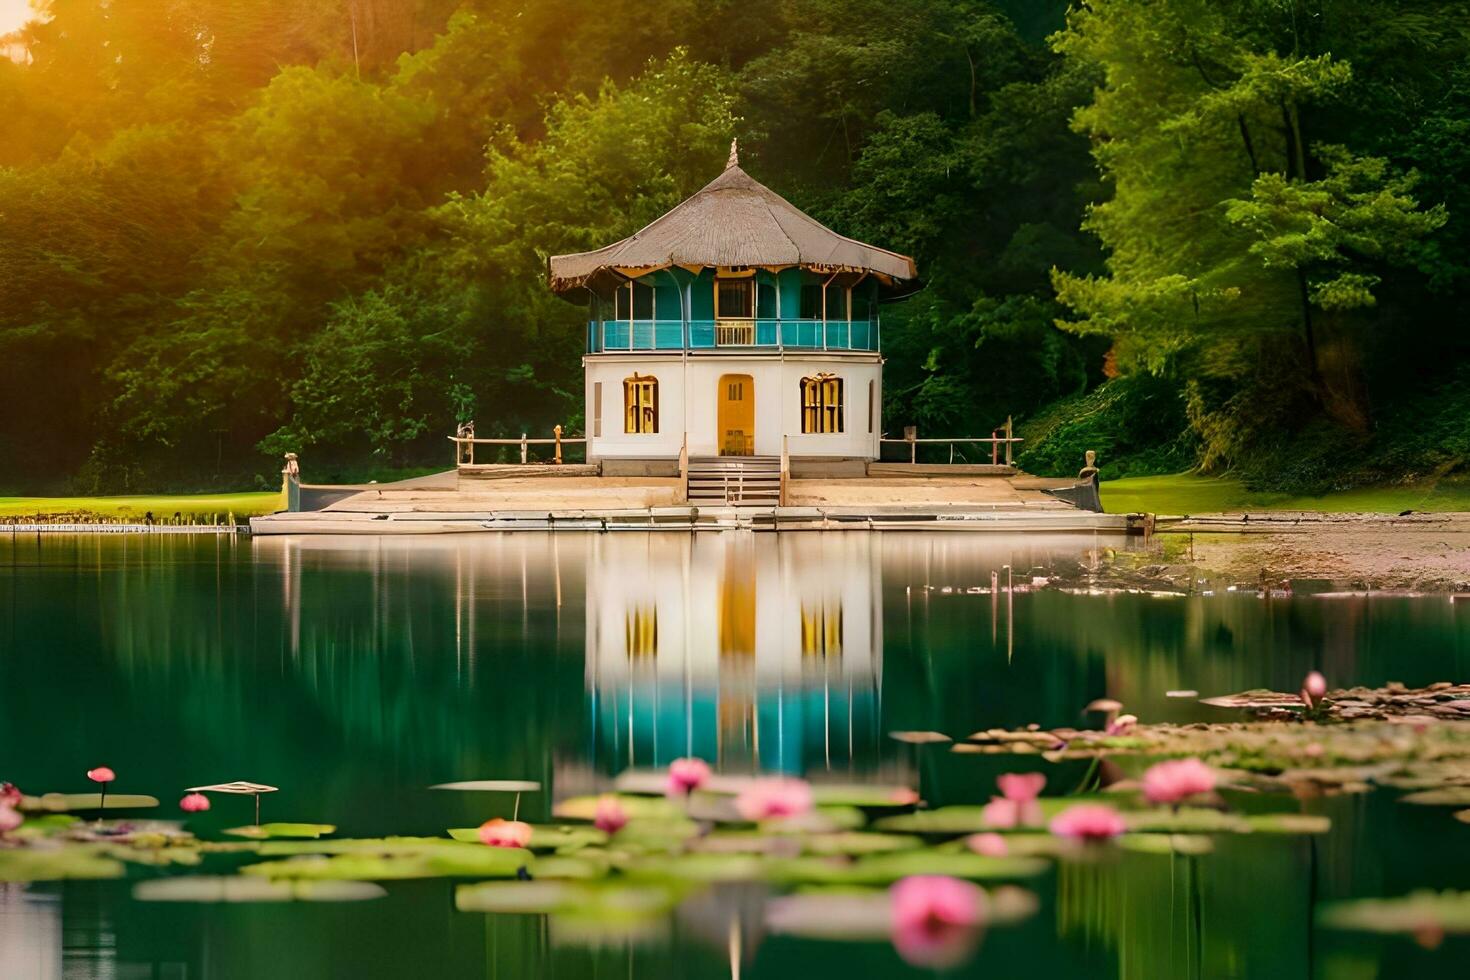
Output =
[{"x1": 587, "y1": 318, "x2": 878, "y2": 353}]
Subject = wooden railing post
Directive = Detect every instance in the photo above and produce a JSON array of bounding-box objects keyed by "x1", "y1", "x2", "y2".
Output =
[
  {"x1": 1005, "y1": 415, "x2": 1014, "y2": 466},
  {"x1": 678, "y1": 435, "x2": 689, "y2": 503},
  {"x1": 282, "y1": 453, "x2": 301, "y2": 513},
  {"x1": 520, "y1": 433, "x2": 528, "y2": 464},
  {"x1": 904, "y1": 426, "x2": 917, "y2": 464},
  {"x1": 780, "y1": 435, "x2": 790, "y2": 506},
  {"x1": 553, "y1": 424, "x2": 563, "y2": 465}
]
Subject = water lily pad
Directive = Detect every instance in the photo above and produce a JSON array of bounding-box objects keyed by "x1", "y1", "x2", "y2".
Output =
[
  {"x1": 1200, "y1": 691, "x2": 1306, "y2": 711},
  {"x1": 22, "y1": 793, "x2": 160, "y2": 812},
  {"x1": 762, "y1": 806, "x2": 867, "y2": 833},
  {"x1": 1400, "y1": 787, "x2": 1470, "y2": 806},
  {"x1": 1318, "y1": 890, "x2": 1470, "y2": 935},
  {"x1": 446, "y1": 825, "x2": 606, "y2": 850},
  {"x1": 767, "y1": 851, "x2": 1048, "y2": 885},
  {"x1": 187, "y1": 781, "x2": 278, "y2": 795},
  {"x1": 430, "y1": 780, "x2": 541, "y2": 792},
  {"x1": 765, "y1": 889, "x2": 892, "y2": 939},
  {"x1": 607, "y1": 818, "x2": 701, "y2": 850},
  {"x1": 808, "y1": 784, "x2": 922, "y2": 808},
  {"x1": 1455, "y1": 809, "x2": 1470, "y2": 825},
  {"x1": 8, "y1": 814, "x2": 79, "y2": 838},
  {"x1": 889, "y1": 731, "x2": 952, "y2": 744},
  {"x1": 108, "y1": 845, "x2": 204, "y2": 868},
  {"x1": 0, "y1": 847, "x2": 127, "y2": 882},
  {"x1": 801, "y1": 832, "x2": 924, "y2": 856},
  {"x1": 528, "y1": 854, "x2": 610, "y2": 879},
  {"x1": 689, "y1": 830, "x2": 922, "y2": 857},
  {"x1": 134, "y1": 876, "x2": 384, "y2": 903},
  {"x1": 257, "y1": 836, "x2": 458, "y2": 856},
  {"x1": 1122, "y1": 809, "x2": 1251, "y2": 834},
  {"x1": 455, "y1": 880, "x2": 573, "y2": 913},
  {"x1": 1118, "y1": 834, "x2": 1215, "y2": 855},
  {"x1": 225, "y1": 823, "x2": 336, "y2": 840},
  {"x1": 766, "y1": 883, "x2": 1039, "y2": 940},
  {"x1": 456, "y1": 880, "x2": 683, "y2": 919},
  {"x1": 553, "y1": 795, "x2": 681, "y2": 821},
  {"x1": 1244, "y1": 814, "x2": 1331, "y2": 834},
  {"x1": 242, "y1": 840, "x2": 528, "y2": 880},
  {"x1": 874, "y1": 799, "x2": 1101, "y2": 834},
  {"x1": 619, "y1": 852, "x2": 769, "y2": 883}
]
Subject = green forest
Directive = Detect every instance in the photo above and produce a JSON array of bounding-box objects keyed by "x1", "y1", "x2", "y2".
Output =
[{"x1": 2, "y1": 0, "x2": 1468, "y2": 494}]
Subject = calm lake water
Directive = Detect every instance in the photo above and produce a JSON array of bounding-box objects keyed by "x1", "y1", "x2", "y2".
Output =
[{"x1": 2, "y1": 531, "x2": 1468, "y2": 978}]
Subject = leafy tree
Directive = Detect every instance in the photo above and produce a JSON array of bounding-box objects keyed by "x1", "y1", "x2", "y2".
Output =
[{"x1": 1052, "y1": 0, "x2": 1458, "y2": 463}]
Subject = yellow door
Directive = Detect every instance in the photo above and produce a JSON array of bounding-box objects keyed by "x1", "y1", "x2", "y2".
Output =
[{"x1": 717, "y1": 374, "x2": 755, "y2": 456}]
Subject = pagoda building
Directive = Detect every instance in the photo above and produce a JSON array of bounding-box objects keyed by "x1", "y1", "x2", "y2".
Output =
[{"x1": 548, "y1": 141, "x2": 918, "y2": 475}]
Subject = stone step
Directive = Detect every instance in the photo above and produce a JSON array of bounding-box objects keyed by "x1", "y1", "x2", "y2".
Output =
[{"x1": 684, "y1": 455, "x2": 783, "y2": 505}]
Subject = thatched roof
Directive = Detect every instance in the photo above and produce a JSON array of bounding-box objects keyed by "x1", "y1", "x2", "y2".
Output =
[{"x1": 548, "y1": 142, "x2": 918, "y2": 293}]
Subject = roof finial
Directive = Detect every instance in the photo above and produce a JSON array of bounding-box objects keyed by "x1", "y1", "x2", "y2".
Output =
[{"x1": 727, "y1": 138, "x2": 739, "y2": 169}]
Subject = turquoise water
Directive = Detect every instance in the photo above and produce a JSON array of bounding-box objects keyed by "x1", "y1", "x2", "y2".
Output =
[{"x1": 1, "y1": 531, "x2": 1468, "y2": 978}]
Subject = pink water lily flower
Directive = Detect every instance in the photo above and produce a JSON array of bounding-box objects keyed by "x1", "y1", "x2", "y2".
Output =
[
  {"x1": 0, "y1": 804, "x2": 21, "y2": 834},
  {"x1": 0, "y1": 783, "x2": 20, "y2": 807},
  {"x1": 179, "y1": 793, "x2": 211, "y2": 813},
  {"x1": 996, "y1": 772, "x2": 1045, "y2": 803},
  {"x1": 1141, "y1": 758, "x2": 1216, "y2": 806},
  {"x1": 890, "y1": 875, "x2": 988, "y2": 968},
  {"x1": 981, "y1": 797, "x2": 1021, "y2": 829},
  {"x1": 965, "y1": 832, "x2": 1009, "y2": 857},
  {"x1": 477, "y1": 818, "x2": 533, "y2": 848},
  {"x1": 1107, "y1": 713, "x2": 1138, "y2": 736},
  {"x1": 86, "y1": 767, "x2": 115, "y2": 784},
  {"x1": 981, "y1": 773, "x2": 1043, "y2": 829},
  {"x1": 1302, "y1": 671, "x2": 1328, "y2": 709},
  {"x1": 1049, "y1": 803, "x2": 1127, "y2": 841},
  {"x1": 734, "y1": 777, "x2": 814, "y2": 821},
  {"x1": 665, "y1": 757, "x2": 711, "y2": 797},
  {"x1": 593, "y1": 795, "x2": 628, "y2": 834}
]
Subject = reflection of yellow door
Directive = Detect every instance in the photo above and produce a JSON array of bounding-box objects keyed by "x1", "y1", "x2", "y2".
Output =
[{"x1": 718, "y1": 374, "x2": 755, "y2": 456}]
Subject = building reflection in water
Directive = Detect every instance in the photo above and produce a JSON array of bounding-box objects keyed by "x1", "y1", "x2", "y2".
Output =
[{"x1": 586, "y1": 533, "x2": 882, "y2": 775}]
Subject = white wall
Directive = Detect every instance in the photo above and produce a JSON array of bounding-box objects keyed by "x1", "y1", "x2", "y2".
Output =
[{"x1": 585, "y1": 352, "x2": 882, "y2": 459}]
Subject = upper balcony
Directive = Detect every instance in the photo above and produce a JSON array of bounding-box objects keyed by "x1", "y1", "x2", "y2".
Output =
[{"x1": 586, "y1": 317, "x2": 878, "y2": 354}]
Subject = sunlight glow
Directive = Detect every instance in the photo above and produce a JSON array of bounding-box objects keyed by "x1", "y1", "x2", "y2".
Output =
[{"x1": 0, "y1": 0, "x2": 34, "y2": 37}]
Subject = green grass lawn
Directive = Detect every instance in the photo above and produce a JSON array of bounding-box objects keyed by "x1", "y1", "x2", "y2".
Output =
[
  {"x1": 0, "y1": 491, "x2": 282, "y2": 522},
  {"x1": 6, "y1": 472, "x2": 1469, "y2": 522},
  {"x1": 1101, "y1": 473, "x2": 1470, "y2": 515}
]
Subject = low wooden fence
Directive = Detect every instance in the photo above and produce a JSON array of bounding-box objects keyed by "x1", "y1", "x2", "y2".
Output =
[
  {"x1": 879, "y1": 418, "x2": 1023, "y2": 466},
  {"x1": 449, "y1": 426, "x2": 587, "y2": 466}
]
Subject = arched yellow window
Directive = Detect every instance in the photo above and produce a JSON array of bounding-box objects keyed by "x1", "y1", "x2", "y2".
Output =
[
  {"x1": 800, "y1": 602, "x2": 843, "y2": 659},
  {"x1": 625, "y1": 604, "x2": 657, "y2": 660},
  {"x1": 624, "y1": 374, "x2": 658, "y2": 433},
  {"x1": 799, "y1": 374, "x2": 843, "y2": 433}
]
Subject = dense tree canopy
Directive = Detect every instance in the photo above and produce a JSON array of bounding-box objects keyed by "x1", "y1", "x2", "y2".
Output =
[{"x1": 0, "y1": 0, "x2": 1467, "y2": 492}]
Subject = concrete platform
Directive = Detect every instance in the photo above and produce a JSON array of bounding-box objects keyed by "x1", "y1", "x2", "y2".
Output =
[
  {"x1": 248, "y1": 468, "x2": 1140, "y2": 535},
  {"x1": 250, "y1": 505, "x2": 1141, "y2": 535}
]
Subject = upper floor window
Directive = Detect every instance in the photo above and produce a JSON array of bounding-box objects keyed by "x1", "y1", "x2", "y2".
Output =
[
  {"x1": 800, "y1": 374, "x2": 844, "y2": 433},
  {"x1": 798, "y1": 279, "x2": 853, "y2": 321},
  {"x1": 716, "y1": 277, "x2": 754, "y2": 319},
  {"x1": 615, "y1": 280, "x2": 654, "y2": 320},
  {"x1": 756, "y1": 278, "x2": 778, "y2": 319},
  {"x1": 624, "y1": 374, "x2": 658, "y2": 433},
  {"x1": 799, "y1": 282, "x2": 822, "y2": 319}
]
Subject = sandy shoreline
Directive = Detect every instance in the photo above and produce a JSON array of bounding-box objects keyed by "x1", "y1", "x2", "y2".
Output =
[{"x1": 1130, "y1": 512, "x2": 1470, "y2": 592}]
